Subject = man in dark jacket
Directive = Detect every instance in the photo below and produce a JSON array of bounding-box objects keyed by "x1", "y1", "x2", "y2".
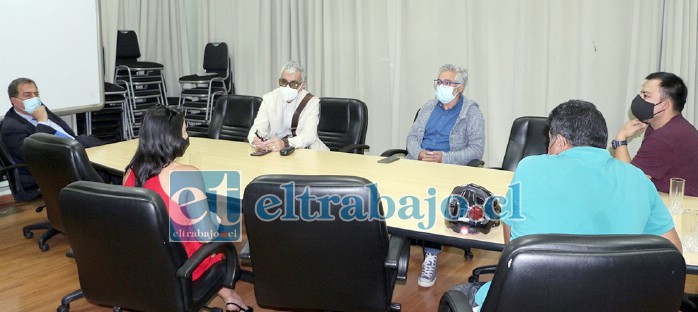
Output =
[{"x1": 1, "y1": 77, "x2": 104, "y2": 199}]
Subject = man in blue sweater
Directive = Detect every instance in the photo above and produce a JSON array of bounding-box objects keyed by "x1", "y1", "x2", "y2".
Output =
[{"x1": 406, "y1": 64, "x2": 485, "y2": 288}]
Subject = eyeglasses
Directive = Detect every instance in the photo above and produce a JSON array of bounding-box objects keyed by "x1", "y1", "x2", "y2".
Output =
[
  {"x1": 434, "y1": 79, "x2": 461, "y2": 87},
  {"x1": 279, "y1": 78, "x2": 302, "y2": 89}
]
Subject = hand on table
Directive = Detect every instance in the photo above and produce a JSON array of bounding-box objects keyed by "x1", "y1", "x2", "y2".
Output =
[
  {"x1": 262, "y1": 138, "x2": 285, "y2": 152},
  {"x1": 418, "y1": 150, "x2": 442, "y2": 163}
]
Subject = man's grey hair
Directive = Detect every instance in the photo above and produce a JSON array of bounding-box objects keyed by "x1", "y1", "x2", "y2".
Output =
[
  {"x1": 280, "y1": 61, "x2": 305, "y2": 82},
  {"x1": 438, "y1": 64, "x2": 468, "y2": 94},
  {"x1": 8, "y1": 77, "x2": 36, "y2": 99}
]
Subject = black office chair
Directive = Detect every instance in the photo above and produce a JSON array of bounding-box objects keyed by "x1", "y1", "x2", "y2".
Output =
[
  {"x1": 0, "y1": 132, "x2": 41, "y2": 203},
  {"x1": 380, "y1": 109, "x2": 484, "y2": 167},
  {"x1": 243, "y1": 174, "x2": 409, "y2": 311},
  {"x1": 22, "y1": 133, "x2": 104, "y2": 252},
  {"x1": 317, "y1": 97, "x2": 371, "y2": 154},
  {"x1": 179, "y1": 42, "x2": 233, "y2": 126},
  {"x1": 0, "y1": 135, "x2": 50, "y2": 243},
  {"x1": 207, "y1": 94, "x2": 262, "y2": 141},
  {"x1": 497, "y1": 116, "x2": 548, "y2": 171},
  {"x1": 439, "y1": 234, "x2": 685, "y2": 312},
  {"x1": 58, "y1": 181, "x2": 239, "y2": 312}
]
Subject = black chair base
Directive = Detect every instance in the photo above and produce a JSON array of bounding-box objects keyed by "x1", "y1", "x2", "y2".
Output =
[
  {"x1": 23, "y1": 221, "x2": 58, "y2": 251},
  {"x1": 57, "y1": 289, "x2": 84, "y2": 312}
]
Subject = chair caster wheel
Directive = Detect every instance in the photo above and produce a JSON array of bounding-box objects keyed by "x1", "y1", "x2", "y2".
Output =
[
  {"x1": 464, "y1": 249, "x2": 474, "y2": 261},
  {"x1": 24, "y1": 230, "x2": 34, "y2": 239},
  {"x1": 57, "y1": 304, "x2": 70, "y2": 312},
  {"x1": 39, "y1": 241, "x2": 50, "y2": 251}
]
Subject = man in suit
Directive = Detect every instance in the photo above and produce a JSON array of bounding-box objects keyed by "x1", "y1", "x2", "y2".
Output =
[
  {"x1": 247, "y1": 61, "x2": 329, "y2": 151},
  {"x1": 1, "y1": 77, "x2": 105, "y2": 198}
]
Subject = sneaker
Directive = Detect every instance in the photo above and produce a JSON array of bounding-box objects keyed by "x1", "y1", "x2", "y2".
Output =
[{"x1": 418, "y1": 252, "x2": 438, "y2": 287}]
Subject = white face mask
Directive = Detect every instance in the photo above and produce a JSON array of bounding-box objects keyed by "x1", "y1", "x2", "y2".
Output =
[
  {"x1": 22, "y1": 97, "x2": 42, "y2": 114},
  {"x1": 435, "y1": 85, "x2": 456, "y2": 103},
  {"x1": 280, "y1": 86, "x2": 299, "y2": 102}
]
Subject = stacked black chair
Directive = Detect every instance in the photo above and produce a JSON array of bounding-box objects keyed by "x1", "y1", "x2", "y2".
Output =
[
  {"x1": 317, "y1": 97, "x2": 371, "y2": 154},
  {"x1": 58, "y1": 181, "x2": 239, "y2": 312},
  {"x1": 76, "y1": 82, "x2": 130, "y2": 142},
  {"x1": 114, "y1": 30, "x2": 167, "y2": 137},
  {"x1": 439, "y1": 234, "x2": 685, "y2": 312},
  {"x1": 179, "y1": 42, "x2": 232, "y2": 132},
  {"x1": 243, "y1": 174, "x2": 408, "y2": 311},
  {"x1": 207, "y1": 95, "x2": 262, "y2": 141}
]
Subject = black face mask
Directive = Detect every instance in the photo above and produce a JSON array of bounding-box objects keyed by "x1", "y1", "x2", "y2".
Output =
[
  {"x1": 177, "y1": 136, "x2": 190, "y2": 157},
  {"x1": 631, "y1": 94, "x2": 664, "y2": 122}
]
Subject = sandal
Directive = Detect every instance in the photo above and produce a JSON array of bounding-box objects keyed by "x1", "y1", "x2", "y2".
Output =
[{"x1": 226, "y1": 302, "x2": 253, "y2": 312}]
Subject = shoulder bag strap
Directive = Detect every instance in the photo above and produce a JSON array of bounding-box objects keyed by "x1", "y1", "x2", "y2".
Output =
[{"x1": 291, "y1": 93, "x2": 314, "y2": 137}]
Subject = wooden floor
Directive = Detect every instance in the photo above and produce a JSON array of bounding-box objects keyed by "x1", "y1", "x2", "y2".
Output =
[{"x1": 2, "y1": 195, "x2": 697, "y2": 312}]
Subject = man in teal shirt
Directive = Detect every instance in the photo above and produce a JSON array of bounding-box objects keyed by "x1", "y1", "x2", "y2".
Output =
[{"x1": 454, "y1": 100, "x2": 682, "y2": 310}]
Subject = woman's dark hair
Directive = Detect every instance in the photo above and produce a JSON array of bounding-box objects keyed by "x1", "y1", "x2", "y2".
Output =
[{"x1": 126, "y1": 106, "x2": 189, "y2": 187}]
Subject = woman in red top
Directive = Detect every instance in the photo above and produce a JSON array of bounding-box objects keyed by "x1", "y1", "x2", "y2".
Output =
[{"x1": 124, "y1": 106, "x2": 250, "y2": 312}]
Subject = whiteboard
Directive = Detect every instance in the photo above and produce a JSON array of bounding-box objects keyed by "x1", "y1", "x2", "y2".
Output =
[{"x1": 0, "y1": 0, "x2": 103, "y2": 117}]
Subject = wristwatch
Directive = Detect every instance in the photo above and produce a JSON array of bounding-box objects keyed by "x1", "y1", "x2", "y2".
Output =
[{"x1": 611, "y1": 139, "x2": 627, "y2": 150}]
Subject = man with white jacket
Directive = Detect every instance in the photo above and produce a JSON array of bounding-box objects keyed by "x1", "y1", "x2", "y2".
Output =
[{"x1": 248, "y1": 61, "x2": 329, "y2": 151}]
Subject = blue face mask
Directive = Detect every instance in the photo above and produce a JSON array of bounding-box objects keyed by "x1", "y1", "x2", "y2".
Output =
[
  {"x1": 22, "y1": 97, "x2": 42, "y2": 114},
  {"x1": 435, "y1": 85, "x2": 456, "y2": 103}
]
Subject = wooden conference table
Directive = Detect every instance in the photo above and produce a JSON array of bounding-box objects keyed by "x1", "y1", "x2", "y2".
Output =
[{"x1": 86, "y1": 137, "x2": 698, "y2": 272}]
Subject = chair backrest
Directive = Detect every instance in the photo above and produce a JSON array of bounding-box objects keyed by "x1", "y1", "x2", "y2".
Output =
[
  {"x1": 481, "y1": 234, "x2": 685, "y2": 312},
  {"x1": 59, "y1": 181, "x2": 201, "y2": 312},
  {"x1": 23, "y1": 133, "x2": 103, "y2": 232},
  {"x1": 207, "y1": 95, "x2": 262, "y2": 141},
  {"x1": 243, "y1": 174, "x2": 394, "y2": 311},
  {"x1": 116, "y1": 30, "x2": 141, "y2": 62},
  {"x1": 317, "y1": 97, "x2": 368, "y2": 154},
  {"x1": 0, "y1": 127, "x2": 40, "y2": 201},
  {"x1": 203, "y1": 42, "x2": 229, "y2": 72},
  {"x1": 500, "y1": 116, "x2": 549, "y2": 171},
  {"x1": 203, "y1": 42, "x2": 232, "y2": 91}
]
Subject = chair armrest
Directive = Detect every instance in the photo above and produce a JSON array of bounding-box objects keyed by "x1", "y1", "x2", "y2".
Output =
[
  {"x1": 0, "y1": 163, "x2": 26, "y2": 175},
  {"x1": 469, "y1": 264, "x2": 497, "y2": 282},
  {"x1": 381, "y1": 149, "x2": 407, "y2": 157},
  {"x1": 338, "y1": 144, "x2": 371, "y2": 154},
  {"x1": 385, "y1": 235, "x2": 410, "y2": 282},
  {"x1": 176, "y1": 242, "x2": 240, "y2": 287},
  {"x1": 238, "y1": 240, "x2": 252, "y2": 267},
  {"x1": 466, "y1": 159, "x2": 485, "y2": 167},
  {"x1": 438, "y1": 289, "x2": 473, "y2": 312}
]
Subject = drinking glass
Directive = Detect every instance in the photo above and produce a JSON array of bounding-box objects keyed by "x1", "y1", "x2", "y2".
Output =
[
  {"x1": 669, "y1": 178, "x2": 685, "y2": 214},
  {"x1": 682, "y1": 208, "x2": 698, "y2": 253}
]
